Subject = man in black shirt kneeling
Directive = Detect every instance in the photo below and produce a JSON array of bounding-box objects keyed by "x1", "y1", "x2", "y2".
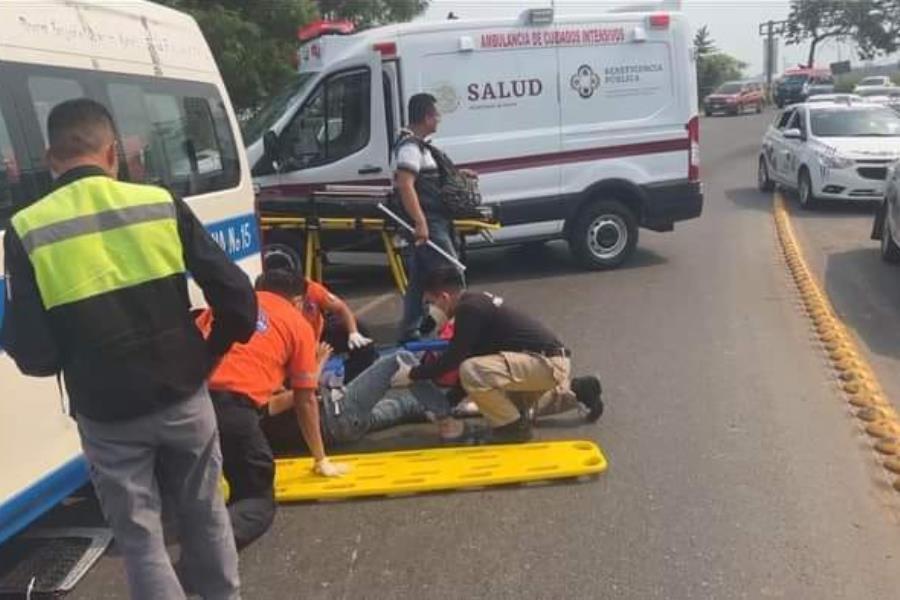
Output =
[{"x1": 391, "y1": 268, "x2": 603, "y2": 443}]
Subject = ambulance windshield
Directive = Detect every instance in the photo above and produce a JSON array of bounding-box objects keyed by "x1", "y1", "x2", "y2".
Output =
[{"x1": 242, "y1": 73, "x2": 317, "y2": 145}]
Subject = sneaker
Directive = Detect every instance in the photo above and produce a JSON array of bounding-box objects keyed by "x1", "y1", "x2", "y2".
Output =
[
  {"x1": 489, "y1": 416, "x2": 533, "y2": 444},
  {"x1": 571, "y1": 375, "x2": 603, "y2": 423}
]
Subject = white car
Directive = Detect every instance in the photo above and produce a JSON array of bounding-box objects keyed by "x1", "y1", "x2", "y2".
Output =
[
  {"x1": 805, "y1": 93, "x2": 864, "y2": 105},
  {"x1": 758, "y1": 102, "x2": 900, "y2": 208},
  {"x1": 855, "y1": 76, "x2": 895, "y2": 93}
]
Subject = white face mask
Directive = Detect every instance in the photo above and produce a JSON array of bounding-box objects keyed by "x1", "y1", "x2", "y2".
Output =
[{"x1": 427, "y1": 303, "x2": 449, "y2": 330}]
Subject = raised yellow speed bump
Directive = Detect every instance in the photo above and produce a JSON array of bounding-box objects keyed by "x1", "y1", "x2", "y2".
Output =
[
  {"x1": 272, "y1": 440, "x2": 607, "y2": 502},
  {"x1": 774, "y1": 192, "x2": 900, "y2": 492}
]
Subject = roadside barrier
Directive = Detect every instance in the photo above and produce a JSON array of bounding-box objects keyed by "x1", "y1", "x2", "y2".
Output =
[{"x1": 773, "y1": 192, "x2": 900, "y2": 492}]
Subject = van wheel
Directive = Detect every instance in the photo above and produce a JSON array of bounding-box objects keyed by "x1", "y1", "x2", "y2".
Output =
[
  {"x1": 798, "y1": 168, "x2": 817, "y2": 210},
  {"x1": 263, "y1": 242, "x2": 304, "y2": 274},
  {"x1": 758, "y1": 156, "x2": 774, "y2": 192},
  {"x1": 568, "y1": 199, "x2": 638, "y2": 270},
  {"x1": 756, "y1": 102, "x2": 763, "y2": 114}
]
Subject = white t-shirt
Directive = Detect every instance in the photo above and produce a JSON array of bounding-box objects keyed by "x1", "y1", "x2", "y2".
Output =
[{"x1": 393, "y1": 136, "x2": 437, "y2": 175}]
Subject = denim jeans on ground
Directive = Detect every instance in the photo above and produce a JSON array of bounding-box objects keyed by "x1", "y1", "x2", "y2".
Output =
[{"x1": 321, "y1": 351, "x2": 450, "y2": 444}]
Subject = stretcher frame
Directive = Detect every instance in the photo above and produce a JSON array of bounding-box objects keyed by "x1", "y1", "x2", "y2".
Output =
[{"x1": 258, "y1": 214, "x2": 500, "y2": 294}]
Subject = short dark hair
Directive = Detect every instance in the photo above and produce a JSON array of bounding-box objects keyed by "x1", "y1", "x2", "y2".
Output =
[
  {"x1": 47, "y1": 98, "x2": 116, "y2": 161},
  {"x1": 408, "y1": 93, "x2": 437, "y2": 125},
  {"x1": 255, "y1": 268, "x2": 308, "y2": 299},
  {"x1": 423, "y1": 267, "x2": 465, "y2": 295}
]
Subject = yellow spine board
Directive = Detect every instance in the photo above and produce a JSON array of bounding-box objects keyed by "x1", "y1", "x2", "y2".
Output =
[{"x1": 272, "y1": 440, "x2": 607, "y2": 502}]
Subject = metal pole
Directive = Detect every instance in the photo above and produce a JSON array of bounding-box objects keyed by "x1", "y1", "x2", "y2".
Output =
[{"x1": 376, "y1": 203, "x2": 467, "y2": 272}]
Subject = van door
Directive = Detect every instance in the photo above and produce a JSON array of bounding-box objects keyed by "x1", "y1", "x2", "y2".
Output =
[
  {"x1": 382, "y1": 61, "x2": 402, "y2": 148},
  {"x1": 273, "y1": 52, "x2": 390, "y2": 193}
]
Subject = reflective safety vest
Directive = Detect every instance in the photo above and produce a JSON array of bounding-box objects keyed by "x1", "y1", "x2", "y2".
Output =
[{"x1": 10, "y1": 175, "x2": 185, "y2": 310}]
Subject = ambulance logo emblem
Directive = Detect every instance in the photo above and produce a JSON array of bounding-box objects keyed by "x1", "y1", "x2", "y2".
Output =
[
  {"x1": 570, "y1": 64, "x2": 601, "y2": 99},
  {"x1": 432, "y1": 83, "x2": 460, "y2": 114}
]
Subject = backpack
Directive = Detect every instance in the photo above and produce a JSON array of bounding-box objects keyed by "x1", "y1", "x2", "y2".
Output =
[{"x1": 394, "y1": 134, "x2": 483, "y2": 219}]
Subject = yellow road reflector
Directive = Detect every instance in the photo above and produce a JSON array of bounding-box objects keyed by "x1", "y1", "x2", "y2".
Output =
[{"x1": 272, "y1": 440, "x2": 607, "y2": 502}]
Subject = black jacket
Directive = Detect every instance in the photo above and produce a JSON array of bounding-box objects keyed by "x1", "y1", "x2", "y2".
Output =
[{"x1": 0, "y1": 167, "x2": 257, "y2": 421}]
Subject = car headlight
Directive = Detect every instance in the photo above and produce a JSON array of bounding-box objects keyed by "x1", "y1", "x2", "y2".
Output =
[{"x1": 816, "y1": 150, "x2": 854, "y2": 169}]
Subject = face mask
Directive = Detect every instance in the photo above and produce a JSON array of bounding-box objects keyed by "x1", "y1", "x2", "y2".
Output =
[{"x1": 427, "y1": 303, "x2": 449, "y2": 330}]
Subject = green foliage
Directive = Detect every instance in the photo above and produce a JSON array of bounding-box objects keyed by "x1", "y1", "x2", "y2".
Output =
[
  {"x1": 694, "y1": 26, "x2": 746, "y2": 100},
  {"x1": 693, "y1": 25, "x2": 716, "y2": 56},
  {"x1": 786, "y1": 0, "x2": 899, "y2": 67},
  {"x1": 155, "y1": 0, "x2": 428, "y2": 114},
  {"x1": 318, "y1": 0, "x2": 429, "y2": 27}
]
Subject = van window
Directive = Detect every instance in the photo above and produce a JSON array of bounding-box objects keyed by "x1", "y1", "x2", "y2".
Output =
[
  {"x1": 27, "y1": 76, "x2": 85, "y2": 144},
  {"x1": 280, "y1": 68, "x2": 371, "y2": 171},
  {"x1": 105, "y1": 81, "x2": 239, "y2": 196},
  {"x1": 0, "y1": 110, "x2": 26, "y2": 227}
]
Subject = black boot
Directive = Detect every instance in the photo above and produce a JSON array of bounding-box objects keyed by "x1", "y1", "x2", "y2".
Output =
[
  {"x1": 571, "y1": 376, "x2": 603, "y2": 423},
  {"x1": 490, "y1": 416, "x2": 533, "y2": 443}
]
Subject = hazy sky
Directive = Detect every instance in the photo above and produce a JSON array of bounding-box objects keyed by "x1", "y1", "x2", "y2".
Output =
[{"x1": 423, "y1": 0, "x2": 872, "y2": 76}]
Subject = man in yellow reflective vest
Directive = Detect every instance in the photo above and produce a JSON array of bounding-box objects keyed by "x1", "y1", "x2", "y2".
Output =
[{"x1": 1, "y1": 99, "x2": 257, "y2": 599}]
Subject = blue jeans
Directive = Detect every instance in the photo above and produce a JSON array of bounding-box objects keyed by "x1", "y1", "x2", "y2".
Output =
[
  {"x1": 398, "y1": 215, "x2": 460, "y2": 341},
  {"x1": 320, "y1": 351, "x2": 450, "y2": 444}
]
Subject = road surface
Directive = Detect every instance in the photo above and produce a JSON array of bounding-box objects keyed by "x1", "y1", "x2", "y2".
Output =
[{"x1": 65, "y1": 111, "x2": 900, "y2": 599}]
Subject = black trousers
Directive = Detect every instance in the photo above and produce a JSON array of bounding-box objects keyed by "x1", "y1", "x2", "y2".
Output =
[{"x1": 211, "y1": 390, "x2": 276, "y2": 550}]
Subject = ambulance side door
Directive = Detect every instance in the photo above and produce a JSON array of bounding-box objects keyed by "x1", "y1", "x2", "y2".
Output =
[{"x1": 275, "y1": 52, "x2": 390, "y2": 189}]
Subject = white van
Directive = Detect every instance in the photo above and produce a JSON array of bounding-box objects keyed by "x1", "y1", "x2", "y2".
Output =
[
  {"x1": 0, "y1": 1, "x2": 260, "y2": 544},
  {"x1": 246, "y1": 4, "x2": 702, "y2": 269}
]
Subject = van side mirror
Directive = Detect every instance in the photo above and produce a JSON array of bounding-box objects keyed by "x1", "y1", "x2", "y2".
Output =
[
  {"x1": 263, "y1": 130, "x2": 281, "y2": 169},
  {"x1": 783, "y1": 128, "x2": 804, "y2": 140}
]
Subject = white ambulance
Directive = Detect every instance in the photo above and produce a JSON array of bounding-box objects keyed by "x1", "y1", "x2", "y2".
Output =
[
  {"x1": 246, "y1": 3, "x2": 702, "y2": 269},
  {"x1": 0, "y1": 1, "x2": 260, "y2": 544}
]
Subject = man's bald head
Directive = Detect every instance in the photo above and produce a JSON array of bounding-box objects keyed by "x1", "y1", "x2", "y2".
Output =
[{"x1": 46, "y1": 98, "x2": 119, "y2": 178}]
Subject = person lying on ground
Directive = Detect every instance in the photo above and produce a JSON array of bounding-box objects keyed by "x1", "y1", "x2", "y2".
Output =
[
  {"x1": 391, "y1": 267, "x2": 603, "y2": 444},
  {"x1": 195, "y1": 268, "x2": 350, "y2": 550}
]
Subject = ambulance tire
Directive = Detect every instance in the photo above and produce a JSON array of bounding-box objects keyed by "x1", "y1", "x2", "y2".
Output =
[
  {"x1": 569, "y1": 199, "x2": 638, "y2": 270},
  {"x1": 262, "y1": 242, "x2": 304, "y2": 274}
]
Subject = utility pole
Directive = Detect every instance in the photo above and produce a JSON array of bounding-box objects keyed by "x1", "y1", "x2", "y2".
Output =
[{"x1": 758, "y1": 19, "x2": 788, "y2": 91}]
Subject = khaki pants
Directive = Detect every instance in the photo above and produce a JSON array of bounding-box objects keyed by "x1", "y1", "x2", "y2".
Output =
[{"x1": 458, "y1": 352, "x2": 577, "y2": 427}]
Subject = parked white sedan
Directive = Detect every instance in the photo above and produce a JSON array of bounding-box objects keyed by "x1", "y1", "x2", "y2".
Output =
[{"x1": 758, "y1": 102, "x2": 900, "y2": 208}]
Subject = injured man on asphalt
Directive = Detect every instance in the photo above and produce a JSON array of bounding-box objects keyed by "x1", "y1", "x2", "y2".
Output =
[{"x1": 262, "y1": 342, "x2": 602, "y2": 453}]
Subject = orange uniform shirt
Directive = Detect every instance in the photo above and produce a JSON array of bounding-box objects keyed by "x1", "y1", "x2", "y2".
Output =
[
  {"x1": 300, "y1": 279, "x2": 335, "y2": 340},
  {"x1": 196, "y1": 291, "x2": 318, "y2": 407}
]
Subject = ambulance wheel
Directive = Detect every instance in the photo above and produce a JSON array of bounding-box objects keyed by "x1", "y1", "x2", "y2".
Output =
[
  {"x1": 263, "y1": 242, "x2": 304, "y2": 274},
  {"x1": 569, "y1": 199, "x2": 638, "y2": 270}
]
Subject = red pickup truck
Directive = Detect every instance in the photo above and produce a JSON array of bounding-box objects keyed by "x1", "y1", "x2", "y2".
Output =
[{"x1": 704, "y1": 81, "x2": 764, "y2": 116}]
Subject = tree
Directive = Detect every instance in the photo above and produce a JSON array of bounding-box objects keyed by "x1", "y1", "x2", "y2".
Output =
[
  {"x1": 318, "y1": 0, "x2": 429, "y2": 27},
  {"x1": 697, "y1": 53, "x2": 747, "y2": 100},
  {"x1": 784, "y1": 0, "x2": 898, "y2": 67},
  {"x1": 693, "y1": 25, "x2": 716, "y2": 57},
  {"x1": 156, "y1": 0, "x2": 429, "y2": 114},
  {"x1": 693, "y1": 25, "x2": 745, "y2": 100}
]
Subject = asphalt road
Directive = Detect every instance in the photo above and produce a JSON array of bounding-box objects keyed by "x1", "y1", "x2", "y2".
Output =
[{"x1": 66, "y1": 111, "x2": 900, "y2": 599}]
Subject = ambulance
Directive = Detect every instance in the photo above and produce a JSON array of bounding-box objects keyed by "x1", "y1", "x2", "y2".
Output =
[
  {"x1": 246, "y1": 2, "x2": 702, "y2": 269},
  {"x1": 0, "y1": 1, "x2": 260, "y2": 544}
]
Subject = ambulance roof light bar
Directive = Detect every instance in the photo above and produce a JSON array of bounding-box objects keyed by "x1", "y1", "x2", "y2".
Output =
[
  {"x1": 524, "y1": 7, "x2": 554, "y2": 25},
  {"x1": 648, "y1": 13, "x2": 670, "y2": 28},
  {"x1": 298, "y1": 19, "x2": 355, "y2": 43}
]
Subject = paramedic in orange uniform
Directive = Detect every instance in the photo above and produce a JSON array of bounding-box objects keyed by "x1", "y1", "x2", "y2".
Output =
[
  {"x1": 299, "y1": 278, "x2": 376, "y2": 380},
  {"x1": 196, "y1": 269, "x2": 350, "y2": 549}
]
